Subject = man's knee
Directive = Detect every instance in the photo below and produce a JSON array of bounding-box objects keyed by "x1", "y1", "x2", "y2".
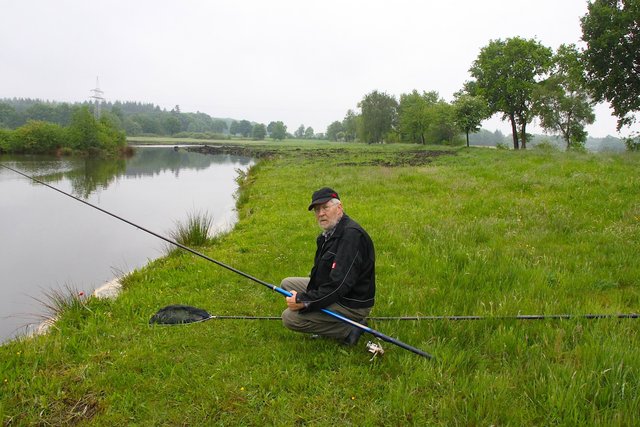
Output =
[
  {"x1": 281, "y1": 277, "x2": 309, "y2": 293},
  {"x1": 282, "y1": 308, "x2": 304, "y2": 332}
]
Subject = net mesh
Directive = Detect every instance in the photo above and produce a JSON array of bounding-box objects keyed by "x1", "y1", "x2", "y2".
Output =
[{"x1": 149, "y1": 305, "x2": 211, "y2": 324}]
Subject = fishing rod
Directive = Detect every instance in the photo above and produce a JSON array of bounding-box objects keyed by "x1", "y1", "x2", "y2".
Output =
[
  {"x1": 1, "y1": 163, "x2": 434, "y2": 359},
  {"x1": 175, "y1": 313, "x2": 640, "y2": 321}
]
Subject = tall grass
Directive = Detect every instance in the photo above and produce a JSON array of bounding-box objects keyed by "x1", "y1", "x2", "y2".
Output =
[
  {"x1": 1, "y1": 145, "x2": 638, "y2": 425},
  {"x1": 23, "y1": 285, "x2": 91, "y2": 336},
  {"x1": 168, "y1": 210, "x2": 213, "y2": 247}
]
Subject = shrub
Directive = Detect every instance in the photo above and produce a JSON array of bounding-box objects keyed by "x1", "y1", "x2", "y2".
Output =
[
  {"x1": 11, "y1": 120, "x2": 65, "y2": 154},
  {"x1": 534, "y1": 140, "x2": 560, "y2": 152},
  {"x1": 0, "y1": 128, "x2": 11, "y2": 153},
  {"x1": 67, "y1": 107, "x2": 100, "y2": 150}
]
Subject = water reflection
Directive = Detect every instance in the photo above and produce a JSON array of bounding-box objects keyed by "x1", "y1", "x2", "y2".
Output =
[
  {"x1": 0, "y1": 147, "x2": 253, "y2": 343},
  {"x1": 4, "y1": 149, "x2": 252, "y2": 199}
]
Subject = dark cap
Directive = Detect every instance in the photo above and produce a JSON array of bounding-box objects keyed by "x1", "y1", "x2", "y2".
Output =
[{"x1": 308, "y1": 187, "x2": 340, "y2": 210}]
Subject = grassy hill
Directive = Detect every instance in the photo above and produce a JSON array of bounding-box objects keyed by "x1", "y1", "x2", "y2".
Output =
[{"x1": 1, "y1": 144, "x2": 638, "y2": 425}]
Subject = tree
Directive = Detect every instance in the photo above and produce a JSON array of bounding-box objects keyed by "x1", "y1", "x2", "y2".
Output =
[
  {"x1": 66, "y1": 106, "x2": 125, "y2": 153},
  {"x1": 398, "y1": 90, "x2": 460, "y2": 145},
  {"x1": 326, "y1": 121, "x2": 344, "y2": 141},
  {"x1": 163, "y1": 115, "x2": 182, "y2": 135},
  {"x1": 124, "y1": 117, "x2": 143, "y2": 136},
  {"x1": 581, "y1": 0, "x2": 640, "y2": 131},
  {"x1": 304, "y1": 126, "x2": 314, "y2": 139},
  {"x1": 425, "y1": 101, "x2": 458, "y2": 144},
  {"x1": 25, "y1": 103, "x2": 59, "y2": 123},
  {"x1": 237, "y1": 120, "x2": 253, "y2": 137},
  {"x1": 533, "y1": 44, "x2": 595, "y2": 150},
  {"x1": 211, "y1": 119, "x2": 228, "y2": 133},
  {"x1": 0, "y1": 103, "x2": 20, "y2": 128},
  {"x1": 229, "y1": 120, "x2": 239, "y2": 136},
  {"x1": 294, "y1": 124, "x2": 305, "y2": 139},
  {"x1": 342, "y1": 110, "x2": 358, "y2": 141},
  {"x1": 398, "y1": 90, "x2": 439, "y2": 144},
  {"x1": 268, "y1": 121, "x2": 287, "y2": 140},
  {"x1": 358, "y1": 90, "x2": 398, "y2": 143},
  {"x1": 266, "y1": 121, "x2": 276, "y2": 135},
  {"x1": 469, "y1": 37, "x2": 553, "y2": 149},
  {"x1": 131, "y1": 113, "x2": 162, "y2": 134},
  {"x1": 68, "y1": 106, "x2": 100, "y2": 149},
  {"x1": 453, "y1": 93, "x2": 490, "y2": 147},
  {"x1": 251, "y1": 123, "x2": 266, "y2": 140}
]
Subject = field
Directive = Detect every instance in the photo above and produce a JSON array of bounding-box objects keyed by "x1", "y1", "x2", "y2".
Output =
[{"x1": 1, "y1": 143, "x2": 639, "y2": 425}]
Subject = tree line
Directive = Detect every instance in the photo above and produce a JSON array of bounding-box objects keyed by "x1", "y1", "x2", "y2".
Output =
[
  {"x1": 0, "y1": 99, "x2": 323, "y2": 142},
  {"x1": 328, "y1": 41, "x2": 593, "y2": 150},
  {"x1": 327, "y1": 1, "x2": 639, "y2": 151}
]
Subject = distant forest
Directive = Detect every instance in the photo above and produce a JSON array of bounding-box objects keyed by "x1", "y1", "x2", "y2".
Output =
[
  {"x1": 468, "y1": 129, "x2": 625, "y2": 153},
  {"x1": 0, "y1": 97, "x2": 626, "y2": 151},
  {"x1": 0, "y1": 98, "x2": 252, "y2": 139}
]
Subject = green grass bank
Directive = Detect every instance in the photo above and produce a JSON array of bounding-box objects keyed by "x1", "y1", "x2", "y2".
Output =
[{"x1": 1, "y1": 144, "x2": 639, "y2": 425}]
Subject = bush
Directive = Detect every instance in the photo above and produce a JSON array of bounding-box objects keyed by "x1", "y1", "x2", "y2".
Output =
[
  {"x1": 1, "y1": 107, "x2": 126, "y2": 156},
  {"x1": 67, "y1": 107, "x2": 100, "y2": 150},
  {"x1": 0, "y1": 128, "x2": 11, "y2": 153},
  {"x1": 534, "y1": 139, "x2": 560, "y2": 152},
  {"x1": 65, "y1": 107, "x2": 126, "y2": 155},
  {"x1": 11, "y1": 120, "x2": 65, "y2": 154}
]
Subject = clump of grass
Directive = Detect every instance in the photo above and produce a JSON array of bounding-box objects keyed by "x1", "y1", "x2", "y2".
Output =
[
  {"x1": 169, "y1": 210, "x2": 213, "y2": 247},
  {"x1": 28, "y1": 285, "x2": 90, "y2": 335}
]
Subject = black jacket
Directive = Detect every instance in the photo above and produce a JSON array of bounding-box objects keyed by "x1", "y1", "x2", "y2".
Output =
[{"x1": 296, "y1": 214, "x2": 375, "y2": 311}]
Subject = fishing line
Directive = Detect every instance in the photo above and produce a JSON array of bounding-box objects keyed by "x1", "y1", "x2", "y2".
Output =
[
  {"x1": 2, "y1": 163, "x2": 434, "y2": 359},
  {"x1": 157, "y1": 313, "x2": 640, "y2": 321}
]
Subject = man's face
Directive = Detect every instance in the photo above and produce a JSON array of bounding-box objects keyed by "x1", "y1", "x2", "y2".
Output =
[{"x1": 313, "y1": 200, "x2": 343, "y2": 231}]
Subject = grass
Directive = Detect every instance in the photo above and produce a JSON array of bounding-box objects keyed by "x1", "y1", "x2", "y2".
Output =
[
  {"x1": 168, "y1": 210, "x2": 214, "y2": 248},
  {"x1": 1, "y1": 144, "x2": 639, "y2": 425}
]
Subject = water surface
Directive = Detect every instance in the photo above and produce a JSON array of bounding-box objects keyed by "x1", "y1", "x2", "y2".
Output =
[{"x1": 0, "y1": 147, "x2": 252, "y2": 342}]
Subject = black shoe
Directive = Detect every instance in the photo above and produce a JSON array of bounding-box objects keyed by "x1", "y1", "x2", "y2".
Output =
[{"x1": 342, "y1": 322, "x2": 367, "y2": 346}]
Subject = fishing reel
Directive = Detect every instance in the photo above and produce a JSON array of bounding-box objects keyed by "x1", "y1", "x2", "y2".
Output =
[{"x1": 366, "y1": 340, "x2": 385, "y2": 361}]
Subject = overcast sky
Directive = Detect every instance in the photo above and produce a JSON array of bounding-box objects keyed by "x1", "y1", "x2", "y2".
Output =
[{"x1": 1, "y1": 0, "x2": 624, "y2": 137}]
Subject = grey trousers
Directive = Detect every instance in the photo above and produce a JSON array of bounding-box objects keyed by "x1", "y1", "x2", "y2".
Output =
[{"x1": 281, "y1": 277, "x2": 371, "y2": 340}]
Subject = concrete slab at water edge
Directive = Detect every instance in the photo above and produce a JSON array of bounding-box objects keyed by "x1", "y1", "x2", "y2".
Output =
[{"x1": 93, "y1": 278, "x2": 122, "y2": 299}]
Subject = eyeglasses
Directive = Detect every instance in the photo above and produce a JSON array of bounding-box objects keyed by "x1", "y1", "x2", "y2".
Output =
[{"x1": 313, "y1": 203, "x2": 337, "y2": 214}]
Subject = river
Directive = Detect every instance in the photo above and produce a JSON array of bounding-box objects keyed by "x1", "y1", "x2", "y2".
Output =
[{"x1": 0, "y1": 146, "x2": 253, "y2": 343}]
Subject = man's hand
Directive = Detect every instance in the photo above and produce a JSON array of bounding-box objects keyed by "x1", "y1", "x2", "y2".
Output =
[{"x1": 286, "y1": 290, "x2": 305, "y2": 311}]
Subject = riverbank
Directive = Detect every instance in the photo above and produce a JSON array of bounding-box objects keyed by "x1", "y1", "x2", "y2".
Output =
[{"x1": 1, "y1": 144, "x2": 639, "y2": 425}]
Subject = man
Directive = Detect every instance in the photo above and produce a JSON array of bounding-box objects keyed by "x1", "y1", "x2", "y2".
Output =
[{"x1": 281, "y1": 187, "x2": 375, "y2": 346}]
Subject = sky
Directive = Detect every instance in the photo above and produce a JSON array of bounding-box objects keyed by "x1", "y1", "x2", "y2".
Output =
[{"x1": 0, "y1": 0, "x2": 625, "y2": 138}]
